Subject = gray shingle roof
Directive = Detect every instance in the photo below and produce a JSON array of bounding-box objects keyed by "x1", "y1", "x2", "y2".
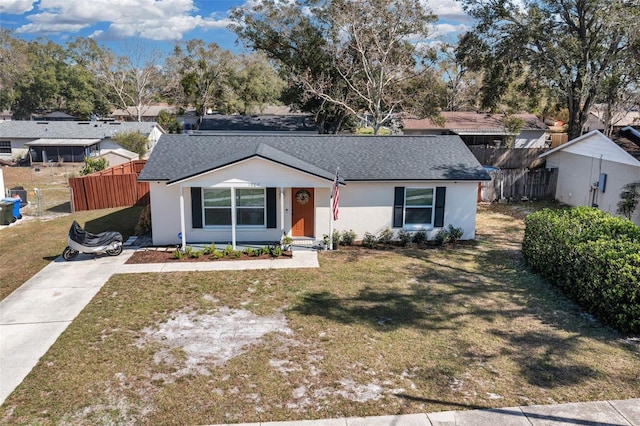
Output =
[
  {"x1": 0, "y1": 120, "x2": 160, "y2": 139},
  {"x1": 138, "y1": 134, "x2": 490, "y2": 183}
]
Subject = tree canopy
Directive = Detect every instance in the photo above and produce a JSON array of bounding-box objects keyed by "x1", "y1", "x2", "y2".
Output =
[
  {"x1": 458, "y1": 0, "x2": 640, "y2": 140},
  {"x1": 232, "y1": 0, "x2": 441, "y2": 134}
]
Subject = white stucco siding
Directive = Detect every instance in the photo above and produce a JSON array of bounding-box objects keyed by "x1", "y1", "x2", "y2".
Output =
[
  {"x1": 149, "y1": 182, "x2": 182, "y2": 245},
  {"x1": 550, "y1": 151, "x2": 640, "y2": 225},
  {"x1": 148, "y1": 157, "x2": 482, "y2": 245},
  {"x1": 149, "y1": 158, "x2": 333, "y2": 245},
  {"x1": 318, "y1": 181, "x2": 479, "y2": 240}
]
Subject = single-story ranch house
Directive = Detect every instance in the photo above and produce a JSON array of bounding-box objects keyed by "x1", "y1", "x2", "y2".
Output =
[
  {"x1": 138, "y1": 134, "x2": 490, "y2": 248},
  {"x1": 0, "y1": 120, "x2": 164, "y2": 163},
  {"x1": 402, "y1": 112, "x2": 549, "y2": 148}
]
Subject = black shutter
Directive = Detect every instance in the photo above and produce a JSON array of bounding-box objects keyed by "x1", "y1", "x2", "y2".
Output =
[
  {"x1": 191, "y1": 187, "x2": 203, "y2": 228},
  {"x1": 434, "y1": 186, "x2": 446, "y2": 227},
  {"x1": 266, "y1": 187, "x2": 277, "y2": 228},
  {"x1": 393, "y1": 187, "x2": 404, "y2": 228}
]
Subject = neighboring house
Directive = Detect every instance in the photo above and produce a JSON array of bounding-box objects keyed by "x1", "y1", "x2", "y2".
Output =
[
  {"x1": 138, "y1": 134, "x2": 490, "y2": 248},
  {"x1": 402, "y1": 112, "x2": 549, "y2": 148},
  {"x1": 583, "y1": 107, "x2": 640, "y2": 134},
  {"x1": 540, "y1": 129, "x2": 640, "y2": 225},
  {"x1": 198, "y1": 114, "x2": 316, "y2": 132},
  {"x1": 98, "y1": 148, "x2": 139, "y2": 167},
  {"x1": 32, "y1": 111, "x2": 77, "y2": 121},
  {"x1": 0, "y1": 120, "x2": 164, "y2": 163},
  {"x1": 111, "y1": 104, "x2": 178, "y2": 122}
]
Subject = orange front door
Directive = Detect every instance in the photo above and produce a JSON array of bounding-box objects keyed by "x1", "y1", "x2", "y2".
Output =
[{"x1": 291, "y1": 188, "x2": 314, "y2": 237}]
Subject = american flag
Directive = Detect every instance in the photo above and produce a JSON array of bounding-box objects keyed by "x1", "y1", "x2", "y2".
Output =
[{"x1": 332, "y1": 171, "x2": 339, "y2": 221}]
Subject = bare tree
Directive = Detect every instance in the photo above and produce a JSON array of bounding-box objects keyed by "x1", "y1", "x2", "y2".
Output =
[
  {"x1": 93, "y1": 40, "x2": 164, "y2": 122},
  {"x1": 233, "y1": 0, "x2": 439, "y2": 135}
]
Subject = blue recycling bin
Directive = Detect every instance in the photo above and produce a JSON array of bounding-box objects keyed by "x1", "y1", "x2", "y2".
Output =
[{"x1": 1, "y1": 197, "x2": 21, "y2": 219}]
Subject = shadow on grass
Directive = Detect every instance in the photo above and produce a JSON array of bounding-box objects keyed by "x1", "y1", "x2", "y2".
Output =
[
  {"x1": 47, "y1": 202, "x2": 72, "y2": 214},
  {"x1": 84, "y1": 206, "x2": 144, "y2": 239},
  {"x1": 291, "y1": 287, "x2": 454, "y2": 330}
]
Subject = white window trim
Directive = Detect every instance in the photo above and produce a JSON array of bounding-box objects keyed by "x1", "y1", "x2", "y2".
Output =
[
  {"x1": 202, "y1": 187, "x2": 267, "y2": 228},
  {"x1": 403, "y1": 187, "x2": 435, "y2": 230}
]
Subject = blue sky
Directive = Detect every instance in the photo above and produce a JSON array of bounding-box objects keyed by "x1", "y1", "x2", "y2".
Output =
[{"x1": 0, "y1": 0, "x2": 472, "y2": 54}]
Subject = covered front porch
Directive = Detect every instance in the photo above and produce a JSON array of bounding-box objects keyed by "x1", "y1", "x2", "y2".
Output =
[{"x1": 173, "y1": 184, "x2": 333, "y2": 251}]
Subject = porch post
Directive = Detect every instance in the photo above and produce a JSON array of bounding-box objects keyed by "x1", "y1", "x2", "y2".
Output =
[
  {"x1": 280, "y1": 187, "x2": 285, "y2": 236},
  {"x1": 179, "y1": 186, "x2": 186, "y2": 251},
  {"x1": 231, "y1": 186, "x2": 237, "y2": 250}
]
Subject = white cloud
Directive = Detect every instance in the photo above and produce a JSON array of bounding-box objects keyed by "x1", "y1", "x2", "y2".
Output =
[
  {"x1": 0, "y1": 0, "x2": 36, "y2": 14},
  {"x1": 13, "y1": 0, "x2": 230, "y2": 41},
  {"x1": 424, "y1": 0, "x2": 471, "y2": 21},
  {"x1": 431, "y1": 22, "x2": 470, "y2": 38}
]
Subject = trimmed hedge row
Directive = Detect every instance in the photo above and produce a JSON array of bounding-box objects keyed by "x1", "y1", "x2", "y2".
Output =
[{"x1": 522, "y1": 207, "x2": 640, "y2": 334}]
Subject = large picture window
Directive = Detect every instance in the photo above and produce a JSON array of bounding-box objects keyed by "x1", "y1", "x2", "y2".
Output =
[
  {"x1": 203, "y1": 188, "x2": 265, "y2": 227},
  {"x1": 404, "y1": 187, "x2": 434, "y2": 226}
]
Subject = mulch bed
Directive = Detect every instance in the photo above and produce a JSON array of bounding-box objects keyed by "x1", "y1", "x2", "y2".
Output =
[{"x1": 126, "y1": 249, "x2": 293, "y2": 264}]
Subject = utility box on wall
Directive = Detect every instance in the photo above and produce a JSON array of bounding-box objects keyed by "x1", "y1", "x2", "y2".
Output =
[{"x1": 598, "y1": 173, "x2": 607, "y2": 193}]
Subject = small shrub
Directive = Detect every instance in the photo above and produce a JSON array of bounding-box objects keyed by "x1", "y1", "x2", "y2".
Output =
[
  {"x1": 184, "y1": 246, "x2": 193, "y2": 256},
  {"x1": 244, "y1": 247, "x2": 254, "y2": 256},
  {"x1": 172, "y1": 250, "x2": 183, "y2": 259},
  {"x1": 362, "y1": 232, "x2": 377, "y2": 248},
  {"x1": 134, "y1": 205, "x2": 152, "y2": 235},
  {"x1": 232, "y1": 250, "x2": 242, "y2": 258},
  {"x1": 341, "y1": 229, "x2": 357, "y2": 246},
  {"x1": 272, "y1": 246, "x2": 283, "y2": 257},
  {"x1": 448, "y1": 225, "x2": 464, "y2": 241},
  {"x1": 435, "y1": 225, "x2": 464, "y2": 246},
  {"x1": 397, "y1": 230, "x2": 413, "y2": 247},
  {"x1": 190, "y1": 250, "x2": 202, "y2": 258},
  {"x1": 202, "y1": 243, "x2": 216, "y2": 255},
  {"x1": 80, "y1": 157, "x2": 108, "y2": 175},
  {"x1": 332, "y1": 230, "x2": 341, "y2": 247},
  {"x1": 377, "y1": 227, "x2": 394, "y2": 245},
  {"x1": 223, "y1": 244, "x2": 233, "y2": 256},
  {"x1": 211, "y1": 250, "x2": 224, "y2": 259},
  {"x1": 254, "y1": 247, "x2": 263, "y2": 256},
  {"x1": 412, "y1": 229, "x2": 427, "y2": 245}
]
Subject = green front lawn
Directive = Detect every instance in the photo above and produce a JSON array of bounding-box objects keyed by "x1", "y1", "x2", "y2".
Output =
[{"x1": 2, "y1": 205, "x2": 639, "y2": 425}]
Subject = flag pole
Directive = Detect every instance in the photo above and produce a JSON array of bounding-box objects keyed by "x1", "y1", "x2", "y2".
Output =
[{"x1": 329, "y1": 167, "x2": 339, "y2": 250}]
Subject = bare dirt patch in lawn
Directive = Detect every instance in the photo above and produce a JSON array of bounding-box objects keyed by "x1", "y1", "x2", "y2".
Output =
[{"x1": 136, "y1": 307, "x2": 292, "y2": 379}]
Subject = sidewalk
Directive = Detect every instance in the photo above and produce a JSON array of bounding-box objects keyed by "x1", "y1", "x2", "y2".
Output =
[
  {"x1": 1, "y1": 245, "x2": 638, "y2": 425},
  {"x1": 215, "y1": 400, "x2": 639, "y2": 425}
]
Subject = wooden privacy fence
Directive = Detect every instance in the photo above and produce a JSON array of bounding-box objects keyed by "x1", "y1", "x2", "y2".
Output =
[
  {"x1": 469, "y1": 147, "x2": 549, "y2": 169},
  {"x1": 480, "y1": 168, "x2": 557, "y2": 202},
  {"x1": 93, "y1": 160, "x2": 147, "y2": 176},
  {"x1": 68, "y1": 160, "x2": 149, "y2": 211}
]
